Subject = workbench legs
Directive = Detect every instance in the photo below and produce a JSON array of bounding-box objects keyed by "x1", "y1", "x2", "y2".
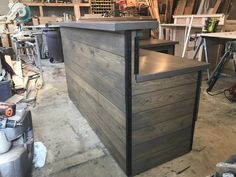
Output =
[{"x1": 193, "y1": 37, "x2": 210, "y2": 79}]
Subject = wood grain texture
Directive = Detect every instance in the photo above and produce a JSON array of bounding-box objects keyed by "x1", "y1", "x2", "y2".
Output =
[
  {"x1": 197, "y1": 0, "x2": 206, "y2": 14},
  {"x1": 174, "y1": 0, "x2": 187, "y2": 15},
  {"x1": 63, "y1": 38, "x2": 126, "y2": 112},
  {"x1": 132, "y1": 72, "x2": 197, "y2": 95},
  {"x1": 131, "y1": 71, "x2": 198, "y2": 175},
  {"x1": 60, "y1": 28, "x2": 125, "y2": 56},
  {"x1": 184, "y1": 0, "x2": 196, "y2": 14},
  {"x1": 217, "y1": 0, "x2": 231, "y2": 14},
  {"x1": 132, "y1": 98, "x2": 195, "y2": 130},
  {"x1": 61, "y1": 28, "x2": 127, "y2": 172},
  {"x1": 227, "y1": 1, "x2": 236, "y2": 20},
  {"x1": 132, "y1": 82, "x2": 197, "y2": 113},
  {"x1": 66, "y1": 74, "x2": 127, "y2": 171},
  {"x1": 132, "y1": 127, "x2": 192, "y2": 175},
  {"x1": 132, "y1": 127, "x2": 192, "y2": 161},
  {"x1": 66, "y1": 67, "x2": 126, "y2": 129},
  {"x1": 61, "y1": 27, "x2": 201, "y2": 176},
  {"x1": 133, "y1": 114, "x2": 193, "y2": 145},
  {"x1": 208, "y1": 0, "x2": 222, "y2": 14}
]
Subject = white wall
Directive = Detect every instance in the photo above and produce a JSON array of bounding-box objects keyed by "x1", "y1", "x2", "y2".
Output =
[{"x1": 0, "y1": 0, "x2": 9, "y2": 15}]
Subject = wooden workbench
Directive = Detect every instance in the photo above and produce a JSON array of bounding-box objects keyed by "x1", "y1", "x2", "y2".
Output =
[
  {"x1": 196, "y1": 31, "x2": 236, "y2": 71},
  {"x1": 59, "y1": 20, "x2": 208, "y2": 176}
]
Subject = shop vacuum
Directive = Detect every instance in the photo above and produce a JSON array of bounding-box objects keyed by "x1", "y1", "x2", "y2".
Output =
[{"x1": 0, "y1": 103, "x2": 34, "y2": 177}]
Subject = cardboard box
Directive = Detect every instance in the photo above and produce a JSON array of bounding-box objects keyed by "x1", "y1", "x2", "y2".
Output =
[{"x1": 39, "y1": 17, "x2": 58, "y2": 24}]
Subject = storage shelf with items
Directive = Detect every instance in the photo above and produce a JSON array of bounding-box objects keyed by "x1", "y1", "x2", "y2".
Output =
[
  {"x1": 21, "y1": 0, "x2": 91, "y2": 19},
  {"x1": 91, "y1": 0, "x2": 113, "y2": 14}
]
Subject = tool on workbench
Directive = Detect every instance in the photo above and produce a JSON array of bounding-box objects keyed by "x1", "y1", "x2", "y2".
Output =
[
  {"x1": 203, "y1": 17, "x2": 219, "y2": 33},
  {"x1": 0, "y1": 102, "x2": 16, "y2": 117},
  {"x1": 0, "y1": 103, "x2": 34, "y2": 177},
  {"x1": 207, "y1": 41, "x2": 236, "y2": 92}
]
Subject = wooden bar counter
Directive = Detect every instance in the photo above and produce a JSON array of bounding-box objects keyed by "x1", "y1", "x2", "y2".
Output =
[{"x1": 59, "y1": 20, "x2": 209, "y2": 176}]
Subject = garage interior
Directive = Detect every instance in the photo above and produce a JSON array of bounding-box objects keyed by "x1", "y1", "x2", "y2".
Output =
[{"x1": 0, "y1": 0, "x2": 236, "y2": 177}]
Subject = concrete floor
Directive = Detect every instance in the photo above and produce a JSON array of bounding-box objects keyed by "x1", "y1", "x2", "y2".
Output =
[{"x1": 32, "y1": 61, "x2": 236, "y2": 177}]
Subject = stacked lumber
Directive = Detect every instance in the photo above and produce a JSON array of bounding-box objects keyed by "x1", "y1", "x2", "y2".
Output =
[
  {"x1": 148, "y1": 0, "x2": 233, "y2": 23},
  {"x1": 176, "y1": 0, "x2": 231, "y2": 15}
]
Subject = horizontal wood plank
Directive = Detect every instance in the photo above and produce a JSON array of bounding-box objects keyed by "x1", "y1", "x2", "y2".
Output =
[
  {"x1": 132, "y1": 83, "x2": 197, "y2": 113},
  {"x1": 132, "y1": 72, "x2": 197, "y2": 95},
  {"x1": 133, "y1": 98, "x2": 195, "y2": 130},
  {"x1": 63, "y1": 40, "x2": 126, "y2": 112},
  {"x1": 132, "y1": 127, "x2": 192, "y2": 161},
  {"x1": 64, "y1": 38, "x2": 126, "y2": 93},
  {"x1": 60, "y1": 28, "x2": 125, "y2": 56},
  {"x1": 66, "y1": 76, "x2": 126, "y2": 170},
  {"x1": 65, "y1": 67, "x2": 126, "y2": 128},
  {"x1": 133, "y1": 114, "x2": 193, "y2": 145},
  {"x1": 132, "y1": 134, "x2": 191, "y2": 175}
]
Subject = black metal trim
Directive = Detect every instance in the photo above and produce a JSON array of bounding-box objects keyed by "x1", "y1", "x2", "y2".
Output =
[
  {"x1": 190, "y1": 71, "x2": 202, "y2": 150},
  {"x1": 134, "y1": 36, "x2": 140, "y2": 75},
  {"x1": 124, "y1": 31, "x2": 132, "y2": 177}
]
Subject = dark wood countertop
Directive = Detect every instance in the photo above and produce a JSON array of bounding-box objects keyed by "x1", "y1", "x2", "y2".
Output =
[
  {"x1": 140, "y1": 39, "x2": 179, "y2": 47},
  {"x1": 136, "y1": 49, "x2": 209, "y2": 82}
]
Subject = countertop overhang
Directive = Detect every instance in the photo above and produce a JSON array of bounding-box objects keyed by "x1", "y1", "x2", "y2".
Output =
[
  {"x1": 137, "y1": 49, "x2": 209, "y2": 82},
  {"x1": 59, "y1": 20, "x2": 158, "y2": 31}
]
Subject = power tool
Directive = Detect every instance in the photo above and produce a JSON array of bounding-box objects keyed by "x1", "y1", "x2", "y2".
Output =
[
  {"x1": 203, "y1": 17, "x2": 219, "y2": 33},
  {"x1": 0, "y1": 118, "x2": 20, "y2": 128},
  {"x1": 211, "y1": 154, "x2": 236, "y2": 177},
  {"x1": 0, "y1": 102, "x2": 16, "y2": 117},
  {"x1": 0, "y1": 103, "x2": 34, "y2": 177}
]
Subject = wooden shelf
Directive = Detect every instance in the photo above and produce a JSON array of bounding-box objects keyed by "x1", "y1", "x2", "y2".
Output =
[
  {"x1": 25, "y1": 2, "x2": 90, "y2": 7},
  {"x1": 26, "y1": 2, "x2": 75, "y2": 7},
  {"x1": 23, "y1": 1, "x2": 91, "y2": 19},
  {"x1": 78, "y1": 3, "x2": 90, "y2": 7}
]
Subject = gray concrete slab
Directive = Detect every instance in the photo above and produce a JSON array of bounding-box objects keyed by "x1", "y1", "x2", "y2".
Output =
[{"x1": 32, "y1": 60, "x2": 236, "y2": 177}]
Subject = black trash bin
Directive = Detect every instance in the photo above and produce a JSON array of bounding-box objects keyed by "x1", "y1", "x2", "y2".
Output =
[{"x1": 45, "y1": 30, "x2": 64, "y2": 63}]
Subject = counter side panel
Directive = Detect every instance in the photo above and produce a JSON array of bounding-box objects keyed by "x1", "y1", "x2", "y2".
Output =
[
  {"x1": 132, "y1": 73, "x2": 198, "y2": 175},
  {"x1": 61, "y1": 27, "x2": 127, "y2": 172}
]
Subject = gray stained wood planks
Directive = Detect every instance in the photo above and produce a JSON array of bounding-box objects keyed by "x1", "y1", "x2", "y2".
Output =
[
  {"x1": 66, "y1": 71, "x2": 127, "y2": 171},
  {"x1": 61, "y1": 26, "x2": 203, "y2": 176},
  {"x1": 131, "y1": 71, "x2": 198, "y2": 175},
  {"x1": 61, "y1": 28, "x2": 127, "y2": 172},
  {"x1": 132, "y1": 127, "x2": 192, "y2": 161},
  {"x1": 133, "y1": 114, "x2": 193, "y2": 145},
  {"x1": 132, "y1": 127, "x2": 192, "y2": 175},
  {"x1": 132, "y1": 98, "x2": 195, "y2": 130},
  {"x1": 62, "y1": 38, "x2": 126, "y2": 112},
  {"x1": 132, "y1": 82, "x2": 197, "y2": 113},
  {"x1": 132, "y1": 72, "x2": 197, "y2": 95},
  {"x1": 60, "y1": 28, "x2": 125, "y2": 56}
]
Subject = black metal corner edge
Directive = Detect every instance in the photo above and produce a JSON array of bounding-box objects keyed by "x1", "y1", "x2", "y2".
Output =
[
  {"x1": 124, "y1": 31, "x2": 133, "y2": 177},
  {"x1": 134, "y1": 36, "x2": 140, "y2": 75},
  {"x1": 190, "y1": 71, "x2": 202, "y2": 150}
]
